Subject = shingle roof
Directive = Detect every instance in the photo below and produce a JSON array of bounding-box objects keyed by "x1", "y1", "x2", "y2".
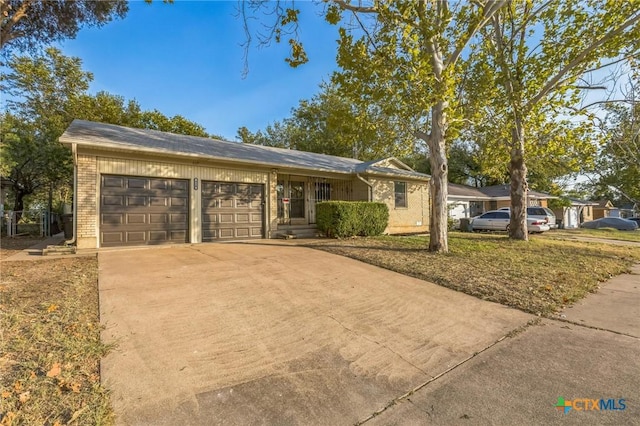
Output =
[
  {"x1": 448, "y1": 183, "x2": 491, "y2": 199},
  {"x1": 59, "y1": 120, "x2": 429, "y2": 180},
  {"x1": 448, "y1": 183, "x2": 556, "y2": 200},
  {"x1": 475, "y1": 184, "x2": 555, "y2": 199}
]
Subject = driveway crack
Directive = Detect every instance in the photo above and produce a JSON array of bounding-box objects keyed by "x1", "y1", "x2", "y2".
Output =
[
  {"x1": 327, "y1": 315, "x2": 431, "y2": 378},
  {"x1": 354, "y1": 319, "x2": 541, "y2": 425}
]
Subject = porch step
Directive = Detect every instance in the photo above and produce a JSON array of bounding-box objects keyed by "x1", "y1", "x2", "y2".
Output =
[
  {"x1": 42, "y1": 245, "x2": 77, "y2": 256},
  {"x1": 277, "y1": 228, "x2": 323, "y2": 239}
]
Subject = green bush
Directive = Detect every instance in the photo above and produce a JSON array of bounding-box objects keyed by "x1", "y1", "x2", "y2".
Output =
[{"x1": 316, "y1": 201, "x2": 389, "y2": 238}]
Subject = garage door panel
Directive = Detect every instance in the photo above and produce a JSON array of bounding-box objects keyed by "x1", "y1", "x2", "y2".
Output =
[
  {"x1": 150, "y1": 197, "x2": 167, "y2": 207},
  {"x1": 102, "y1": 232, "x2": 124, "y2": 244},
  {"x1": 172, "y1": 180, "x2": 188, "y2": 192},
  {"x1": 171, "y1": 214, "x2": 187, "y2": 224},
  {"x1": 149, "y1": 214, "x2": 168, "y2": 224},
  {"x1": 100, "y1": 175, "x2": 189, "y2": 247},
  {"x1": 201, "y1": 181, "x2": 264, "y2": 241},
  {"x1": 127, "y1": 196, "x2": 147, "y2": 207},
  {"x1": 126, "y1": 231, "x2": 146, "y2": 243},
  {"x1": 219, "y1": 213, "x2": 234, "y2": 223},
  {"x1": 103, "y1": 176, "x2": 125, "y2": 188},
  {"x1": 127, "y1": 178, "x2": 147, "y2": 189},
  {"x1": 126, "y1": 214, "x2": 145, "y2": 224},
  {"x1": 236, "y1": 213, "x2": 250, "y2": 223},
  {"x1": 171, "y1": 197, "x2": 187, "y2": 207},
  {"x1": 103, "y1": 195, "x2": 125, "y2": 206}
]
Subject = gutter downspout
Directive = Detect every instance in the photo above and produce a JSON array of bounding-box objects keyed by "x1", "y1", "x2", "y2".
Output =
[
  {"x1": 65, "y1": 143, "x2": 77, "y2": 246},
  {"x1": 356, "y1": 173, "x2": 373, "y2": 201}
]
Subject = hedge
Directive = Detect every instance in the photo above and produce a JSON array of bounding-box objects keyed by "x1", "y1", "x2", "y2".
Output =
[{"x1": 316, "y1": 201, "x2": 389, "y2": 238}]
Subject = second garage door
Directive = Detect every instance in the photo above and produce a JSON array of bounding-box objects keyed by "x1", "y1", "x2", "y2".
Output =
[{"x1": 201, "y1": 181, "x2": 264, "y2": 241}]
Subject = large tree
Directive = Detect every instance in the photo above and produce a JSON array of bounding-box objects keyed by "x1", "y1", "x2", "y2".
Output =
[
  {"x1": 328, "y1": 1, "x2": 509, "y2": 252},
  {"x1": 474, "y1": 0, "x2": 640, "y2": 239},
  {"x1": 0, "y1": 0, "x2": 128, "y2": 53},
  {"x1": 251, "y1": 0, "x2": 507, "y2": 252}
]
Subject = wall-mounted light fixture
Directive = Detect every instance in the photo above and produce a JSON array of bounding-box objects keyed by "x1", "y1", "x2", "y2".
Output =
[{"x1": 194, "y1": 177, "x2": 199, "y2": 190}]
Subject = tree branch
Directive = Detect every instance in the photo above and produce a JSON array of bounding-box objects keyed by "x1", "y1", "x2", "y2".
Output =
[
  {"x1": 444, "y1": 0, "x2": 508, "y2": 69},
  {"x1": 0, "y1": 0, "x2": 33, "y2": 49},
  {"x1": 526, "y1": 10, "x2": 640, "y2": 111}
]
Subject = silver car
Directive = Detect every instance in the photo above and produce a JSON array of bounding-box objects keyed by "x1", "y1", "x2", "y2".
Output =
[
  {"x1": 472, "y1": 210, "x2": 551, "y2": 233},
  {"x1": 499, "y1": 206, "x2": 557, "y2": 228}
]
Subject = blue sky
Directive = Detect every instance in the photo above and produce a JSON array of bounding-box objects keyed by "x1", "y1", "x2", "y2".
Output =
[{"x1": 57, "y1": 1, "x2": 340, "y2": 140}]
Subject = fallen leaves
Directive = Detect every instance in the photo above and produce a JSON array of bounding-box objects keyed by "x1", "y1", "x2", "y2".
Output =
[{"x1": 46, "y1": 363, "x2": 61, "y2": 378}]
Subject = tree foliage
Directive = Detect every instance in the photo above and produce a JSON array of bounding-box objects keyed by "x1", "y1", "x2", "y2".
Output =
[
  {"x1": 589, "y1": 75, "x2": 640, "y2": 204},
  {"x1": 0, "y1": 0, "x2": 129, "y2": 53},
  {"x1": 328, "y1": 1, "x2": 507, "y2": 252},
  {"x1": 238, "y1": 82, "x2": 418, "y2": 161},
  {"x1": 463, "y1": 0, "x2": 640, "y2": 239},
  {"x1": 0, "y1": 48, "x2": 213, "y2": 212}
]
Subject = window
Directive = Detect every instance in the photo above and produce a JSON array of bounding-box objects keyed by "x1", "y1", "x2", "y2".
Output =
[
  {"x1": 394, "y1": 181, "x2": 407, "y2": 208},
  {"x1": 489, "y1": 201, "x2": 498, "y2": 210}
]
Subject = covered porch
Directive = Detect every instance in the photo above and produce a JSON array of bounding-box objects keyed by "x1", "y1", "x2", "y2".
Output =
[{"x1": 275, "y1": 174, "x2": 362, "y2": 237}]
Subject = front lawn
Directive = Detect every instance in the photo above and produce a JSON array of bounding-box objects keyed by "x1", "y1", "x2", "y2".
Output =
[
  {"x1": 0, "y1": 257, "x2": 113, "y2": 425},
  {"x1": 308, "y1": 233, "x2": 640, "y2": 316},
  {"x1": 550, "y1": 228, "x2": 640, "y2": 243}
]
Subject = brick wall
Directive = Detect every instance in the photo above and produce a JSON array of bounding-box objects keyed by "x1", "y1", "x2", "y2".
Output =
[
  {"x1": 372, "y1": 179, "x2": 429, "y2": 233},
  {"x1": 76, "y1": 155, "x2": 98, "y2": 249}
]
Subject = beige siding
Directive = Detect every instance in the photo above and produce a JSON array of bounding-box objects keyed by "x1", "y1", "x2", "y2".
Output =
[
  {"x1": 73, "y1": 154, "x2": 270, "y2": 248},
  {"x1": 352, "y1": 178, "x2": 371, "y2": 201},
  {"x1": 371, "y1": 179, "x2": 429, "y2": 234}
]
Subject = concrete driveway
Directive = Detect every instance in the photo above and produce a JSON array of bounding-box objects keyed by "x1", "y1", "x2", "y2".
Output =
[{"x1": 98, "y1": 242, "x2": 531, "y2": 425}]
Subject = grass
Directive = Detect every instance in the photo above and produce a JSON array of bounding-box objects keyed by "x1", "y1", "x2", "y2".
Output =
[
  {"x1": 307, "y1": 232, "x2": 640, "y2": 316},
  {"x1": 549, "y1": 228, "x2": 640, "y2": 243},
  {"x1": 0, "y1": 257, "x2": 114, "y2": 425}
]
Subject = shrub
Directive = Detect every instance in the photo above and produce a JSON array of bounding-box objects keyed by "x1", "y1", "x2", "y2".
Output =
[{"x1": 316, "y1": 201, "x2": 389, "y2": 238}]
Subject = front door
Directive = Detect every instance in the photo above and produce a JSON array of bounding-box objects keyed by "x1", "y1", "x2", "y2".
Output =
[{"x1": 277, "y1": 179, "x2": 306, "y2": 225}]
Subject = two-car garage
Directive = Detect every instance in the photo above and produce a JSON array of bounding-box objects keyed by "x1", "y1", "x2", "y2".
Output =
[{"x1": 100, "y1": 175, "x2": 264, "y2": 247}]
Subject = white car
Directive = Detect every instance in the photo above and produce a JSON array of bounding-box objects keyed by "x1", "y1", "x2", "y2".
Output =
[
  {"x1": 471, "y1": 210, "x2": 550, "y2": 233},
  {"x1": 499, "y1": 206, "x2": 557, "y2": 228}
]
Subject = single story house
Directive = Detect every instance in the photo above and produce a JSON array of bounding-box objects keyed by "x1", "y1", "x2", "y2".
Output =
[
  {"x1": 59, "y1": 120, "x2": 430, "y2": 249},
  {"x1": 619, "y1": 202, "x2": 638, "y2": 218},
  {"x1": 447, "y1": 183, "x2": 556, "y2": 221},
  {"x1": 592, "y1": 200, "x2": 620, "y2": 219},
  {"x1": 447, "y1": 183, "x2": 489, "y2": 220},
  {"x1": 551, "y1": 199, "x2": 597, "y2": 229}
]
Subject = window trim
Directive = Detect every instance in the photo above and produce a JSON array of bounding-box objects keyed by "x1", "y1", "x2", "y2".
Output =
[{"x1": 394, "y1": 181, "x2": 408, "y2": 209}]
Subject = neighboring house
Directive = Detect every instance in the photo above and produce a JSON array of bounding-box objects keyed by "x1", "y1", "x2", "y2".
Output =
[
  {"x1": 447, "y1": 183, "x2": 556, "y2": 220},
  {"x1": 619, "y1": 203, "x2": 638, "y2": 218},
  {"x1": 551, "y1": 199, "x2": 597, "y2": 229},
  {"x1": 59, "y1": 120, "x2": 430, "y2": 249},
  {"x1": 447, "y1": 183, "x2": 489, "y2": 220},
  {"x1": 593, "y1": 200, "x2": 620, "y2": 219}
]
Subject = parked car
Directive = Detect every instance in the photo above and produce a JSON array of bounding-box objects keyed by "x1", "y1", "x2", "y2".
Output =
[
  {"x1": 471, "y1": 210, "x2": 550, "y2": 233},
  {"x1": 626, "y1": 217, "x2": 640, "y2": 226},
  {"x1": 580, "y1": 217, "x2": 639, "y2": 231},
  {"x1": 499, "y1": 206, "x2": 557, "y2": 228}
]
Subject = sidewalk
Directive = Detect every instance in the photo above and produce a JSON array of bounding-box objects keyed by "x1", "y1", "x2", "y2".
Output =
[{"x1": 364, "y1": 264, "x2": 640, "y2": 425}]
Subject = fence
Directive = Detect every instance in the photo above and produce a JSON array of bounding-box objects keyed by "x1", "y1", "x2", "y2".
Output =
[{"x1": 2, "y1": 210, "x2": 61, "y2": 237}]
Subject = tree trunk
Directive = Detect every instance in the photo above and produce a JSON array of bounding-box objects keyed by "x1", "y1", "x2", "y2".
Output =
[
  {"x1": 428, "y1": 100, "x2": 449, "y2": 253},
  {"x1": 12, "y1": 187, "x2": 27, "y2": 222},
  {"x1": 509, "y1": 122, "x2": 528, "y2": 240}
]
